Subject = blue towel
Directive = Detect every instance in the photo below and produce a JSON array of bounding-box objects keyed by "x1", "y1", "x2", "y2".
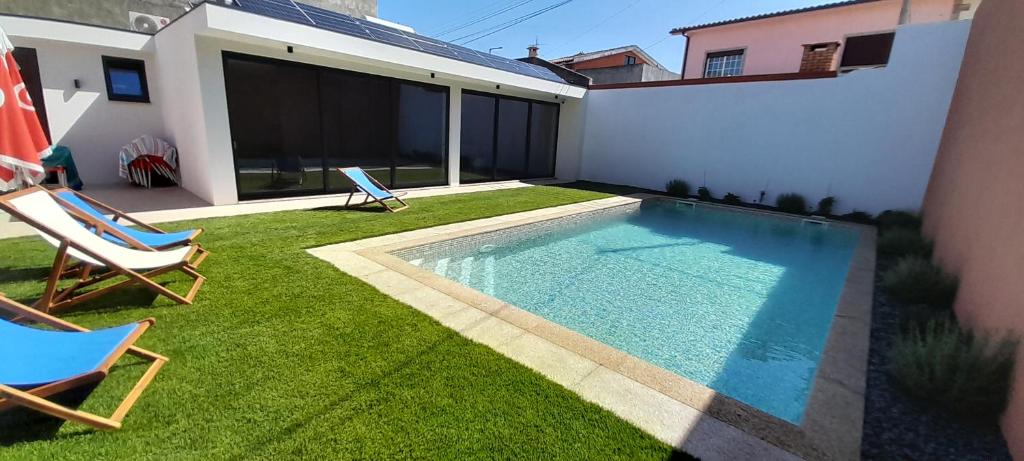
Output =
[
  {"x1": 0, "y1": 320, "x2": 140, "y2": 388},
  {"x1": 340, "y1": 167, "x2": 394, "y2": 200},
  {"x1": 57, "y1": 191, "x2": 196, "y2": 248}
]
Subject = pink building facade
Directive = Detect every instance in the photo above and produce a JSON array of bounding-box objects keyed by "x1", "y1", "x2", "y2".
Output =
[{"x1": 674, "y1": 0, "x2": 975, "y2": 79}]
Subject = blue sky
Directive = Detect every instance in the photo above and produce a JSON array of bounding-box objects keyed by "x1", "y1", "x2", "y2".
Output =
[{"x1": 379, "y1": 0, "x2": 838, "y2": 73}]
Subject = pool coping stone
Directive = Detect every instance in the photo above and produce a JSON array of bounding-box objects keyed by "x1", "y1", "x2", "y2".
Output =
[{"x1": 307, "y1": 193, "x2": 876, "y2": 461}]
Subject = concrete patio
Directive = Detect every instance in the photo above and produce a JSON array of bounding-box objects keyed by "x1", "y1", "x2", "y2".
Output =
[{"x1": 0, "y1": 179, "x2": 566, "y2": 239}]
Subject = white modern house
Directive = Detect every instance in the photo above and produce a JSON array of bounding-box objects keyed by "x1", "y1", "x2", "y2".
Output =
[
  {"x1": 1, "y1": 0, "x2": 587, "y2": 205},
  {"x1": 0, "y1": 0, "x2": 973, "y2": 215}
]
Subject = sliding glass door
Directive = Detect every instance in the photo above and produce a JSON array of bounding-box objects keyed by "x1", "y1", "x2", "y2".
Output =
[
  {"x1": 495, "y1": 99, "x2": 529, "y2": 181},
  {"x1": 320, "y1": 70, "x2": 393, "y2": 190},
  {"x1": 395, "y1": 83, "x2": 448, "y2": 187},
  {"x1": 224, "y1": 57, "x2": 323, "y2": 197},
  {"x1": 459, "y1": 93, "x2": 496, "y2": 182},
  {"x1": 223, "y1": 52, "x2": 449, "y2": 200},
  {"x1": 527, "y1": 102, "x2": 559, "y2": 177},
  {"x1": 459, "y1": 90, "x2": 559, "y2": 183}
]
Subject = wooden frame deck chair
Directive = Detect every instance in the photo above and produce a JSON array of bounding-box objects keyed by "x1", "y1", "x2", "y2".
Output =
[
  {"x1": 336, "y1": 167, "x2": 409, "y2": 212},
  {"x1": 50, "y1": 188, "x2": 202, "y2": 250},
  {"x1": 0, "y1": 187, "x2": 206, "y2": 313},
  {"x1": 0, "y1": 295, "x2": 167, "y2": 430}
]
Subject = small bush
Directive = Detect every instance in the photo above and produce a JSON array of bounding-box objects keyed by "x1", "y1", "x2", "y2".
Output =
[
  {"x1": 840, "y1": 210, "x2": 874, "y2": 224},
  {"x1": 697, "y1": 186, "x2": 712, "y2": 201},
  {"x1": 888, "y1": 317, "x2": 1018, "y2": 421},
  {"x1": 723, "y1": 193, "x2": 742, "y2": 205},
  {"x1": 815, "y1": 196, "x2": 836, "y2": 216},
  {"x1": 882, "y1": 256, "x2": 958, "y2": 309},
  {"x1": 775, "y1": 193, "x2": 808, "y2": 215},
  {"x1": 665, "y1": 179, "x2": 690, "y2": 198},
  {"x1": 877, "y1": 228, "x2": 933, "y2": 258},
  {"x1": 878, "y1": 210, "x2": 922, "y2": 234}
]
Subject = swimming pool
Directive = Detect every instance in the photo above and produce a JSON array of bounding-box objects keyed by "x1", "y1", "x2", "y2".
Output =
[{"x1": 395, "y1": 200, "x2": 860, "y2": 423}]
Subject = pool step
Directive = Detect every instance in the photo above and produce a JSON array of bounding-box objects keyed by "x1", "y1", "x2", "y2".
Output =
[
  {"x1": 801, "y1": 217, "x2": 830, "y2": 228},
  {"x1": 674, "y1": 200, "x2": 697, "y2": 210}
]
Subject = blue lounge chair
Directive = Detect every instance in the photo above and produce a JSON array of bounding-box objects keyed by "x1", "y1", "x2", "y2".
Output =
[
  {"x1": 0, "y1": 295, "x2": 167, "y2": 430},
  {"x1": 337, "y1": 167, "x2": 409, "y2": 212},
  {"x1": 52, "y1": 188, "x2": 201, "y2": 250}
]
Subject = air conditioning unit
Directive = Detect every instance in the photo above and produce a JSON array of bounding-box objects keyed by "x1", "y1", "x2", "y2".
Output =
[{"x1": 129, "y1": 11, "x2": 170, "y2": 33}]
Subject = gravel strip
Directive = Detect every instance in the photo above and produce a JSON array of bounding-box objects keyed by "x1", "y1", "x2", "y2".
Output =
[{"x1": 860, "y1": 259, "x2": 1012, "y2": 460}]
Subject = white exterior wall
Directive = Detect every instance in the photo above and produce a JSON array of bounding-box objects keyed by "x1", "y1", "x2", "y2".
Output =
[
  {"x1": 1, "y1": 17, "x2": 165, "y2": 186},
  {"x1": 555, "y1": 97, "x2": 586, "y2": 181},
  {"x1": 152, "y1": 3, "x2": 585, "y2": 204},
  {"x1": 581, "y1": 21, "x2": 971, "y2": 214},
  {"x1": 2, "y1": 5, "x2": 586, "y2": 204}
]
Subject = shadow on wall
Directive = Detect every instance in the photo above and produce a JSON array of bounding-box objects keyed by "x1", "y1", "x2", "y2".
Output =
[
  {"x1": 55, "y1": 92, "x2": 167, "y2": 188},
  {"x1": 29, "y1": 38, "x2": 167, "y2": 187}
]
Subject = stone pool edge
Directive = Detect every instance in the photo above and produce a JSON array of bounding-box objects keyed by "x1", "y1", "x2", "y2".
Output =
[{"x1": 306, "y1": 194, "x2": 875, "y2": 461}]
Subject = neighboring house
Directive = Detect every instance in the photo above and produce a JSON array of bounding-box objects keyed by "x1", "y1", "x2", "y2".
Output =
[
  {"x1": 518, "y1": 45, "x2": 592, "y2": 87},
  {"x1": 551, "y1": 45, "x2": 679, "y2": 85},
  {"x1": 671, "y1": 0, "x2": 981, "y2": 79},
  {"x1": 0, "y1": 0, "x2": 378, "y2": 32},
  {"x1": 0, "y1": 0, "x2": 585, "y2": 204}
]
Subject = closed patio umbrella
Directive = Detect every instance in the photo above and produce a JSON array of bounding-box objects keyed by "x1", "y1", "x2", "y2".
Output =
[{"x1": 0, "y1": 25, "x2": 49, "y2": 192}]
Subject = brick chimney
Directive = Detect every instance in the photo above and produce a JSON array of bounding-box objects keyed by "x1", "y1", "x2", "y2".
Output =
[
  {"x1": 800, "y1": 42, "x2": 841, "y2": 73},
  {"x1": 527, "y1": 44, "x2": 539, "y2": 58}
]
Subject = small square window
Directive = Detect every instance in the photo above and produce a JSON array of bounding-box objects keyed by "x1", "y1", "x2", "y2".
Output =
[
  {"x1": 703, "y1": 49, "x2": 744, "y2": 78},
  {"x1": 840, "y1": 32, "x2": 895, "y2": 69},
  {"x1": 102, "y1": 56, "x2": 150, "y2": 103},
  {"x1": 625, "y1": 55, "x2": 637, "y2": 65}
]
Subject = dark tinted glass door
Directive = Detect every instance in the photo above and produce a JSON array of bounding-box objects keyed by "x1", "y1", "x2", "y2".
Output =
[
  {"x1": 320, "y1": 70, "x2": 393, "y2": 190},
  {"x1": 459, "y1": 90, "x2": 558, "y2": 183},
  {"x1": 224, "y1": 57, "x2": 323, "y2": 199},
  {"x1": 459, "y1": 93, "x2": 495, "y2": 183},
  {"x1": 224, "y1": 52, "x2": 449, "y2": 200},
  {"x1": 12, "y1": 48, "x2": 50, "y2": 143},
  {"x1": 527, "y1": 102, "x2": 558, "y2": 178},
  {"x1": 495, "y1": 98, "x2": 529, "y2": 180},
  {"x1": 395, "y1": 83, "x2": 448, "y2": 188}
]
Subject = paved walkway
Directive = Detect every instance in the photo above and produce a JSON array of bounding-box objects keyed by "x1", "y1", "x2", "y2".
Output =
[{"x1": 0, "y1": 180, "x2": 565, "y2": 240}]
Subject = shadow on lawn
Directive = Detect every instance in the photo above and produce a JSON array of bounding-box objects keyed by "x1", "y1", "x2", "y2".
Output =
[
  {"x1": 0, "y1": 266, "x2": 51, "y2": 284},
  {"x1": 4, "y1": 284, "x2": 162, "y2": 318},
  {"x1": 548, "y1": 180, "x2": 658, "y2": 196},
  {"x1": 0, "y1": 350, "x2": 158, "y2": 445},
  {"x1": 0, "y1": 384, "x2": 99, "y2": 445},
  {"x1": 309, "y1": 205, "x2": 389, "y2": 213}
]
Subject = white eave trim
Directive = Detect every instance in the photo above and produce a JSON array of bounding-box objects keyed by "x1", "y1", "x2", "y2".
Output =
[{"x1": 0, "y1": 15, "x2": 152, "y2": 51}]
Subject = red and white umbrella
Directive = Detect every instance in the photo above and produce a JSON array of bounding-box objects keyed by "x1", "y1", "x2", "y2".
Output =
[{"x1": 0, "y1": 25, "x2": 49, "y2": 192}]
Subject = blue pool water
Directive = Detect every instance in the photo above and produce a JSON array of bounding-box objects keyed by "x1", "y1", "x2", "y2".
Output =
[{"x1": 398, "y1": 200, "x2": 860, "y2": 423}]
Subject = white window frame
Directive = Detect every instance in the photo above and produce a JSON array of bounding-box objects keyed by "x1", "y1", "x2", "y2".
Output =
[{"x1": 703, "y1": 48, "x2": 745, "y2": 78}]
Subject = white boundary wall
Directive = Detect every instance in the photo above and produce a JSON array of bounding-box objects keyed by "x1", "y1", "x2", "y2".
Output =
[
  {"x1": 579, "y1": 21, "x2": 971, "y2": 215},
  {"x1": 1, "y1": 17, "x2": 165, "y2": 185}
]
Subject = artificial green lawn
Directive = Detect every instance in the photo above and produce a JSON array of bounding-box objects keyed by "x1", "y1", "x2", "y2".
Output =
[{"x1": 0, "y1": 184, "x2": 684, "y2": 460}]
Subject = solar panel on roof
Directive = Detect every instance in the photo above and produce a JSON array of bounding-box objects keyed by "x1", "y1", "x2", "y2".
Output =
[{"x1": 224, "y1": 0, "x2": 568, "y2": 84}]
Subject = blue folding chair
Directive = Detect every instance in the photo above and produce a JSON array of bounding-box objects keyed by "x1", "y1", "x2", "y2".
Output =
[
  {"x1": 337, "y1": 167, "x2": 409, "y2": 212},
  {"x1": 52, "y1": 188, "x2": 201, "y2": 250},
  {"x1": 0, "y1": 295, "x2": 167, "y2": 430}
]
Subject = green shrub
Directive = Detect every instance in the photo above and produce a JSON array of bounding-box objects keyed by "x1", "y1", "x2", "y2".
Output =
[
  {"x1": 697, "y1": 186, "x2": 712, "y2": 201},
  {"x1": 723, "y1": 193, "x2": 742, "y2": 205},
  {"x1": 882, "y1": 256, "x2": 958, "y2": 309},
  {"x1": 775, "y1": 193, "x2": 808, "y2": 215},
  {"x1": 888, "y1": 317, "x2": 1019, "y2": 421},
  {"x1": 665, "y1": 179, "x2": 690, "y2": 198},
  {"x1": 839, "y1": 210, "x2": 875, "y2": 224},
  {"x1": 815, "y1": 196, "x2": 836, "y2": 216},
  {"x1": 877, "y1": 228, "x2": 933, "y2": 258},
  {"x1": 878, "y1": 210, "x2": 922, "y2": 234}
]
